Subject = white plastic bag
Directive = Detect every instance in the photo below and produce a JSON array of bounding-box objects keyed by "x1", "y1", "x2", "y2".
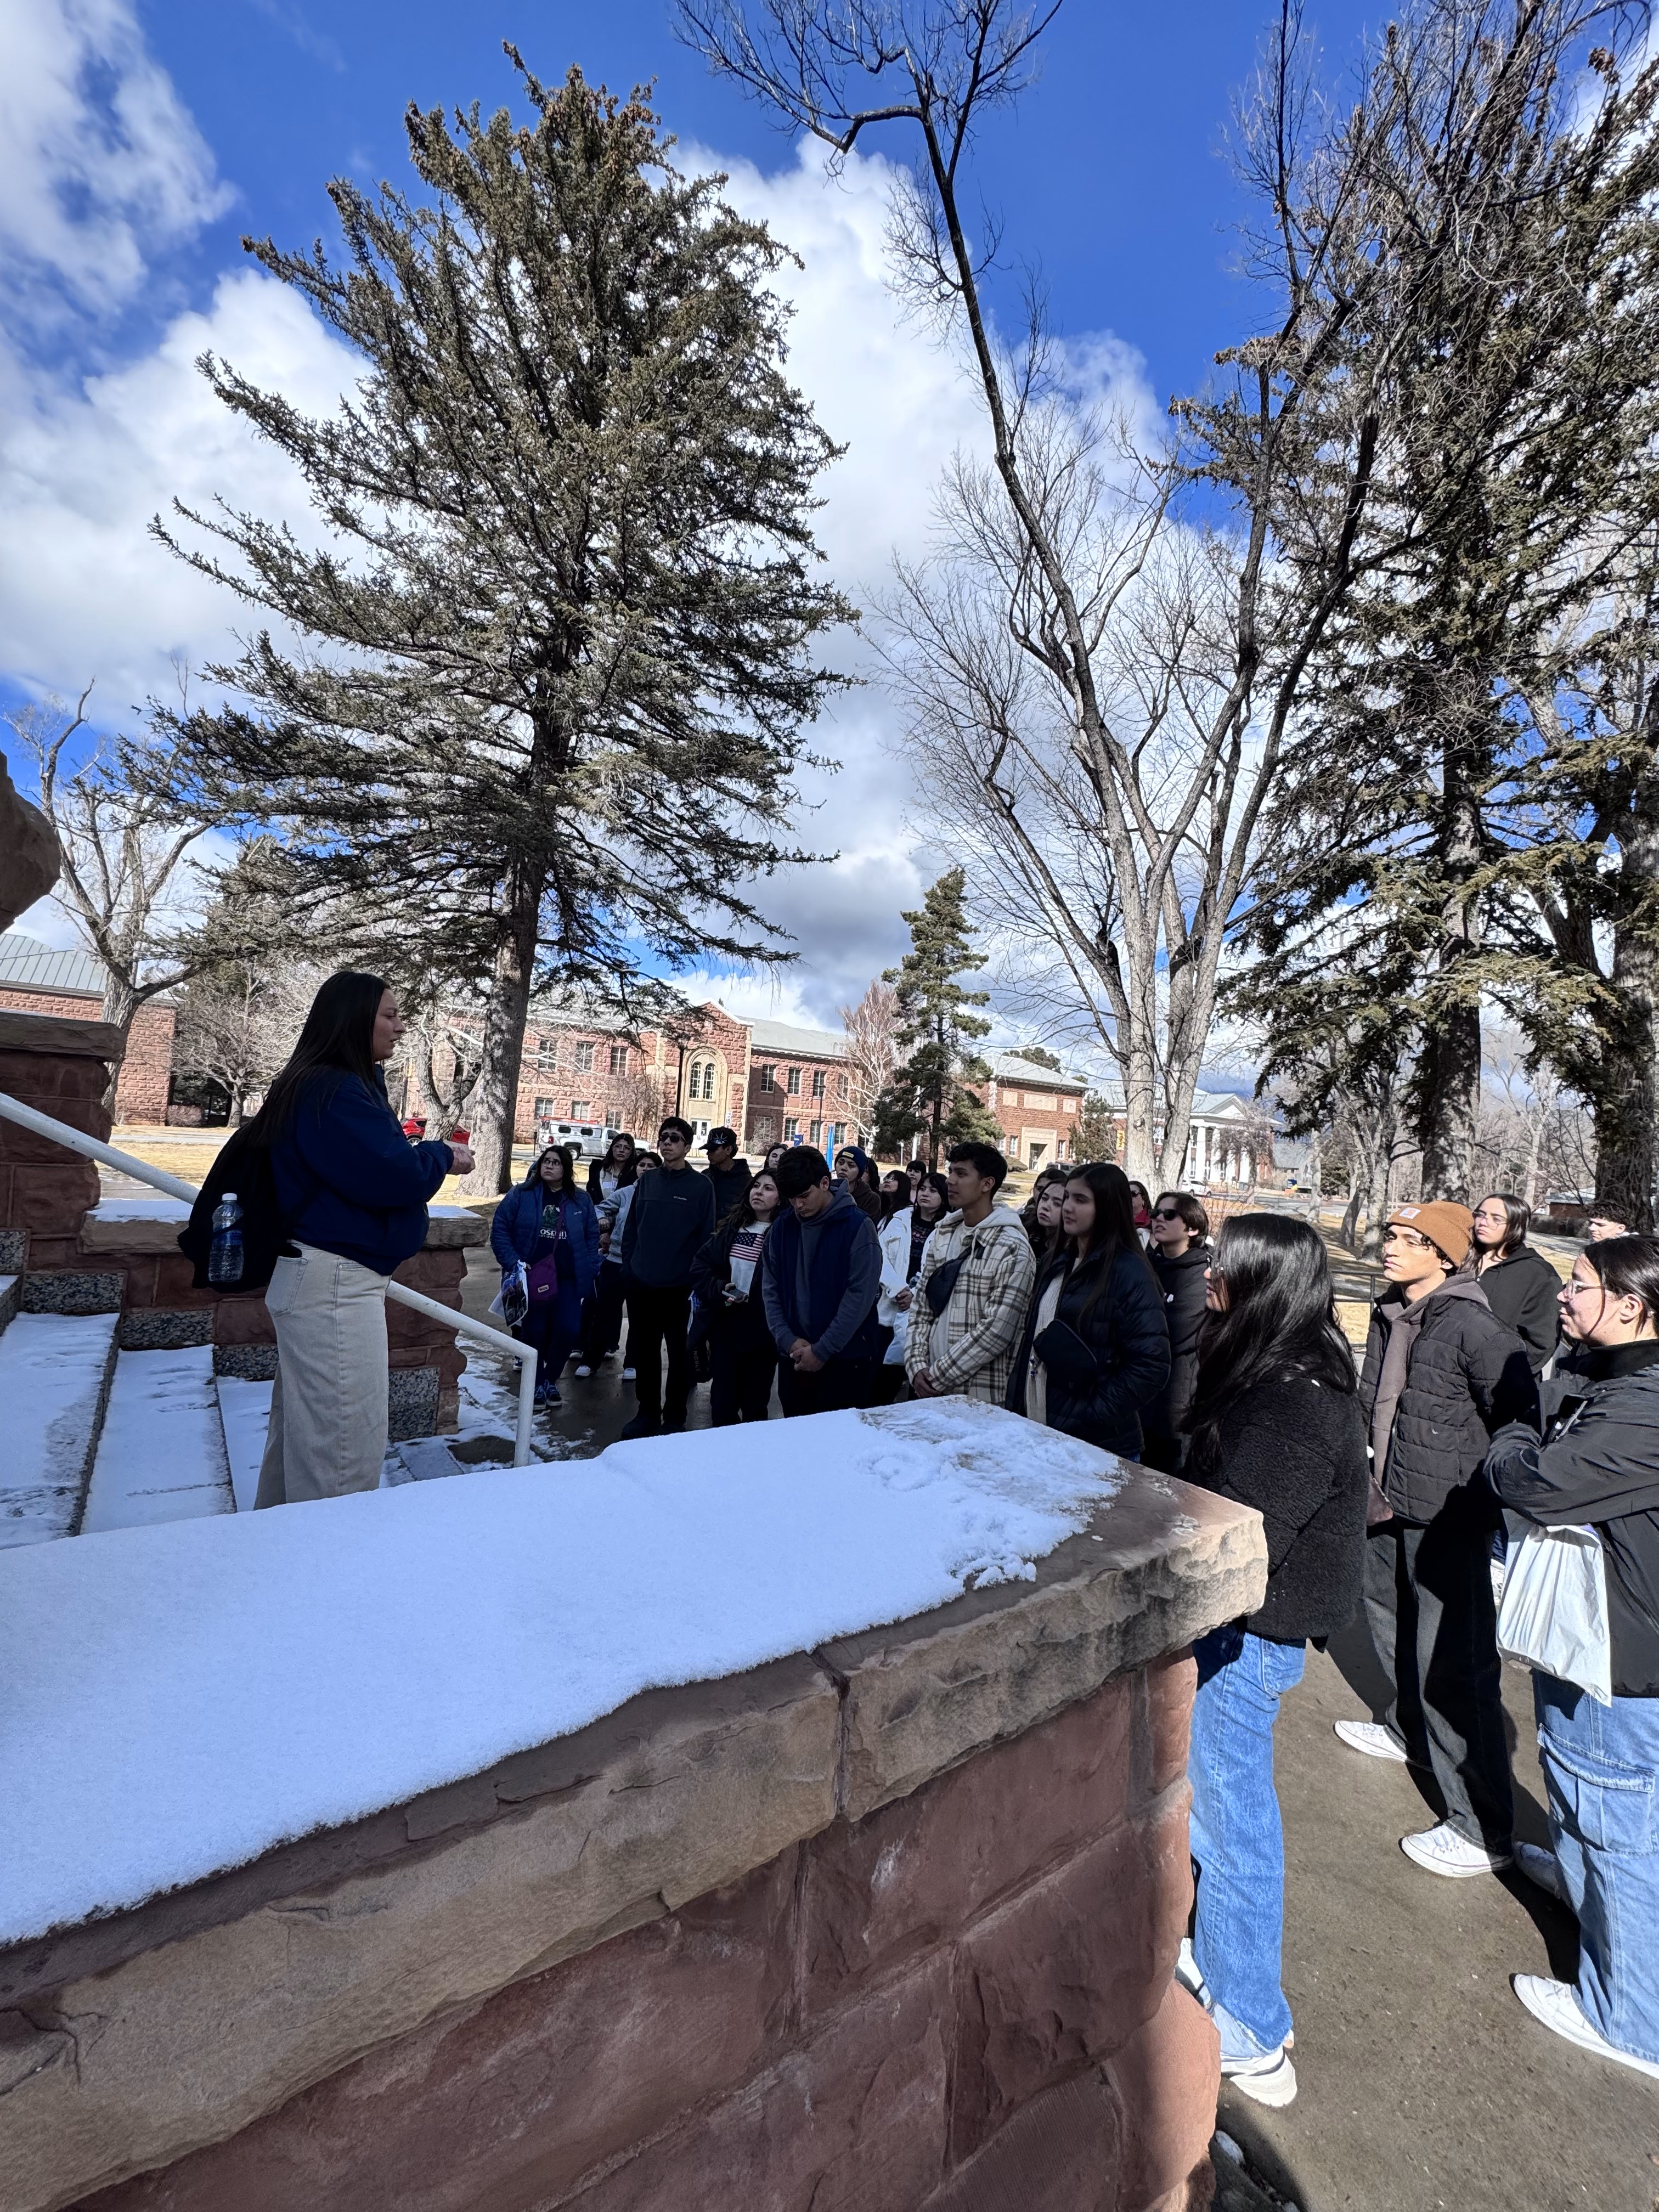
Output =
[
  {"x1": 1496, "y1": 1521, "x2": 1613, "y2": 1706},
  {"x1": 884, "y1": 1310, "x2": 909, "y2": 1365},
  {"x1": 490, "y1": 1260, "x2": 529, "y2": 1328}
]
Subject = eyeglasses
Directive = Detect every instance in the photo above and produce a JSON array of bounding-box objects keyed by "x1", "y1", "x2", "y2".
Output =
[{"x1": 1150, "y1": 1208, "x2": 1183, "y2": 1222}]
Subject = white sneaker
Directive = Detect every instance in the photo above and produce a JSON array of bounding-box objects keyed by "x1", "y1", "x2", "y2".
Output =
[
  {"x1": 573, "y1": 1364, "x2": 592, "y2": 1379},
  {"x1": 1515, "y1": 1840, "x2": 1565, "y2": 1901},
  {"x1": 1401, "y1": 1822, "x2": 1513, "y2": 1878},
  {"x1": 621, "y1": 1366, "x2": 635, "y2": 1381},
  {"x1": 1514, "y1": 1975, "x2": 1659, "y2": 2081},
  {"x1": 1334, "y1": 1719, "x2": 1409, "y2": 1764},
  {"x1": 1220, "y1": 2044, "x2": 1298, "y2": 2108}
]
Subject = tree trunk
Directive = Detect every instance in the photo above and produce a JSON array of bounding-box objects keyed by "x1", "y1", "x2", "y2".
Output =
[
  {"x1": 1593, "y1": 762, "x2": 1659, "y2": 1228},
  {"x1": 1358, "y1": 1127, "x2": 1395, "y2": 1261},
  {"x1": 97, "y1": 974, "x2": 140, "y2": 1118},
  {"x1": 1120, "y1": 1041, "x2": 1158, "y2": 1189},
  {"x1": 1417, "y1": 742, "x2": 1485, "y2": 1200},
  {"x1": 461, "y1": 890, "x2": 541, "y2": 1197}
]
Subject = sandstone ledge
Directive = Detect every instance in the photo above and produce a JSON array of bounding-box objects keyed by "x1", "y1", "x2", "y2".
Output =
[{"x1": 2, "y1": 1470, "x2": 1262, "y2": 2212}]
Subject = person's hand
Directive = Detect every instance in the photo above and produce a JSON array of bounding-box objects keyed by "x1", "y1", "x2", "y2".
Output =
[
  {"x1": 893, "y1": 1286, "x2": 913, "y2": 1311},
  {"x1": 911, "y1": 1368, "x2": 937, "y2": 1397},
  {"x1": 790, "y1": 1339, "x2": 824, "y2": 1374},
  {"x1": 447, "y1": 1142, "x2": 475, "y2": 1176}
]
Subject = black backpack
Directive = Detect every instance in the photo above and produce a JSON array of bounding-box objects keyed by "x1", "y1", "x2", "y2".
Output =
[{"x1": 177, "y1": 1124, "x2": 309, "y2": 1292}]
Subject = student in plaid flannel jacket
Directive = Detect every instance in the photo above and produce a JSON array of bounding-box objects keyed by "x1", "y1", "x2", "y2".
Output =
[{"x1": 906, "y1": 1143, "x2": 1037, "y2": 1406}]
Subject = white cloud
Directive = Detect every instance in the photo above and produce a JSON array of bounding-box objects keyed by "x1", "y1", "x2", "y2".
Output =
[
  {"x1": 0, "y1": 22, "x2": 1159, "y2": 1031},
  {"x1": 0, "y1": 0, "x2": 228, "y2": 326}
]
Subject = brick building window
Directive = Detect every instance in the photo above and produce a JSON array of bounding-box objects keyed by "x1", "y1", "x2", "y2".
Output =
[
  {"x1": 810, "y1": 1068, "x2": 826, "y2": 1098},
  {"x1": 690, "y1": 1058, "x2": 717, "y2": 1102},
  {"x1": 757, "y1": 1064, "x2": 775, "y2": 1091},
  {"x1": 608, "y1": 1043, "x2": 629, "y2": 1075},
  {"x1": 571, "y1": 1101, "x2": 591, "y2": 1120},
  {"x1": 809, "y1": 1119, "x2": 822, "y2": 1144},
  {"x1": 786, "y1": 1067, "x2": 801, "y2": 1094},
  {"x1": 534, "y1": 1097, "x2": 555, "y2": 1119},
  {"x1": 785, "y1": 1117, "x2": 800, "y2": 1139},
  {"x1": 832, "y1": 1122, "x2": 847, "y2": 1145},
  {"x1": 836, "y1": 1071, "x2": 849, "y2": 1098},
  {"x1": 573, "y1": 1041, "x2": 595, "y2": 1071},
  {"x1": 535, "y1": 1040, "x2": 557, "y2": 1072}
]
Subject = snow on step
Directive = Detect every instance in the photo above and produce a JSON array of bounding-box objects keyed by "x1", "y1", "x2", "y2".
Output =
[
  {"x1": 0, "y1": 1312, "x2": 119, "y2": 1549},
  {"x1": 215, "y1": 1377, "x2": 273, "y2": 1513},
  {"x1": 82, "y1": 1347, "x2": 233, "y2": 1535}
]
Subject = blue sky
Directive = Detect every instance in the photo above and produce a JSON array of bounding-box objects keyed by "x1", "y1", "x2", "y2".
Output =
[{"x1": 2, "y1": 0, "x2": 1379, "y2": 1036}]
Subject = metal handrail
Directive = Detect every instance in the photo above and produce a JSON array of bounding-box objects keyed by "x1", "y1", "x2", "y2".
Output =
[{"x1": 0, "y1": 1092, "x2": 539, "y2": 1468}]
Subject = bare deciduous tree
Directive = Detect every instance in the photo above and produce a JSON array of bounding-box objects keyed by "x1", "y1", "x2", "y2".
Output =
[
  {"x1": 838, "y1": 977, "x2": 899, "y2": 1144},
  {"x1": 7, "y1": 679, "x2": 227, "y2": 1102}
]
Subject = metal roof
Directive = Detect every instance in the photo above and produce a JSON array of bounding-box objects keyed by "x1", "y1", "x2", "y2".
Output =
[
  {"x1": 992, "y1": 1052, "x2": 1085, "y2": 1092},
  {"x1": 745, "y1": 1016, "x2": 847, "y2": 1059},
  {"x1": 0, "y1": 932, "x2": 106, "y2": 997}
]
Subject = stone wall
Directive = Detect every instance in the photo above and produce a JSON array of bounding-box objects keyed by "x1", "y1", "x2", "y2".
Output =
[
  {"x1": 2, "y1": 1473, "x2": 1266, "y2": 2212},
  {"x1": 0, "y1": 990, "x2": 176, "y2": 1125},
  {"x1": 0, "y1": 1009, "x2": 116, "y2": 1268}
]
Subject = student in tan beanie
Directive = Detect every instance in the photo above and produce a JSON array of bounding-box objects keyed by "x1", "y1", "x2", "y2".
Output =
[{"x1": 1334, "y1": 1200, "x2": 1539, "y2": 1878}]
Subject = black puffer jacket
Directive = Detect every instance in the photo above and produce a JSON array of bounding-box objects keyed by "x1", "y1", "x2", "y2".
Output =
[
  {"x1": 1185, "y1": 1374, "x2": 1370, "y2": 1643},
  {"x1": 1007, "y1": 1244, "x2": 1170, "y2": 1458},
  {"x1": 1359, "y1": 1278, "x2": 1539, "y2": 1522},
  {"x1": 1142, "y1": 1243, "x2": 1210, "y2": 1471},
  {"x1": 1474, "y1": 1245, "x2": 1561, "y2": 1374},
  {"x1": 1488, "y1": 1342, "x2": 1659, "y2": 1697}
]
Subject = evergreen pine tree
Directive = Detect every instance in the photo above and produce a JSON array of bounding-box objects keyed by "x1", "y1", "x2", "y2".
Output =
[
  {"x1": 874, "y1": 868, "x2": 999, "y2": 1167},
  {"x1": 150, "y1": 58, "x2": 852, "y2": 1190}
]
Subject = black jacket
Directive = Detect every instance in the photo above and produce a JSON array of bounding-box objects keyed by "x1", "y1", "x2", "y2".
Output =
[
  {"x1": 1359, "y1": 1278, "x2": 1539, "y2": 1522},
  {"x1": 1186, "y1": 1375, "x2": 1370, "y2": 1644},
  {"x1": 1007, "y1": 1244, "x2": 1171, "y2": 1458},
  {"x1": 1488, "y1": 1341, "x2": 1659, "y2": 1698},
  {"x1": 1142, "y1": 1244, "x2": 1210, "y2": 1470},
  {"x1": 704, "y1": 1159, "x2": 753, "y2": 1221},
  {"x1": 617, "y1": 1165, "x2": 718, "y2": 1289},
  {"x1": 689, "y1": 1216, "x2": 774, "y2": 1352},
  {"x1": 1474, "y1": 1245, "x2": 1561, "y2": 1374}
]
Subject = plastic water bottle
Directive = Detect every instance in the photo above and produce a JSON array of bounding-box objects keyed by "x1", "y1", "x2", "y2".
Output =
[{"x1": 208, "y1": 1193, "x2": 245, "y2": 1286}]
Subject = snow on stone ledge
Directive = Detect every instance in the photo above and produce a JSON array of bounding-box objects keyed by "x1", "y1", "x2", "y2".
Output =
[
  {"x1": 87, "y1": 1197, "x2": 192, "y2": 1223},
  {"x1": 0, "y1": 1401, "x2": 1130, "y2": 1946}
]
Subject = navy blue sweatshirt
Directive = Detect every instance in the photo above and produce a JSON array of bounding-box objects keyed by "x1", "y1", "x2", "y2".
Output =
[
  {"x1": 618, "y1": 1164, "x2": 718, "y2": 1288},
  {"x1": 268, "y1": 1070, "x2": 452, "y2": 1275}
]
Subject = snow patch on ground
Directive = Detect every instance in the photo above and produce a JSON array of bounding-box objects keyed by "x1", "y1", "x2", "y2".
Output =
[
  {"x1": 82, "y1": 1348, "x2": 233, "y2": 1533},
  {"x1": 0, "y1": 1400, "x2": 1127, "y2": 1942},
  {"x1": 0, "y1": 1312, "x2": 118, "y2": 1549},
  {"x1": 215, "y1": 1376, "x2": 273, "y2": 1513}
]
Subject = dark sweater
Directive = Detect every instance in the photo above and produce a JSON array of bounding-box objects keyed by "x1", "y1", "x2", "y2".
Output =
[
  {"x1": 268, "y1": 1069, "x2": 452, "y2": 1276},
  {"x1": 1143, "y1": 1244, "x2": 1210, "y2": 1469},
  {"x1": 618, "y1": 1164, "x2": 717, "y2": 1288},
  {"x1": 1186, "y1": 1374, "x2": 1370, "y2": 1643},
  {"x1": 1488, "y1": 1340, "x2": 1659, "y2": 1697},
  {"x1": 1358, "y1": 1279, "x2": 1539, "y2": 1521},
  {"x1": 1472, "y1": 1245, "x2": 1561, "y2": 1374},
  {"x1": 704, "y1": 1159, "x2": 753, "y2": 1220},
  {"x1": 1006, "y1": 1244, "x2": 1171, "y2": 1458}
]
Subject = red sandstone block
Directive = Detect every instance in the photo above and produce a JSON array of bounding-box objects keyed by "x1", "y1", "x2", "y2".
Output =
[
  {"x1": 949, "y1": 1784, "x2": 1194, "y2": 2166},
  {"x1": 920, "y1": 2068, "x2": 1121, "y2": 2212},
  {"x1": 1132, "y1": 1652, "x2": 1197, "y2": 1808},
  {"x1": 569, "y1": 1953, "x2": 952, "y2": 2212},
  {"x1": 74, "y1": 1856, "x2": 801, "y2": 2212},
  {"x1": 10, "y1": 1163, "x2": 99, "y2": 1234},
  {"x1": 120, "y1": 1257, "x2": 159, "y2": 1306},
  {"x1": 0, "y1": 1052, "x2": 111, "y2": 1107},
  {"x1": 800, "y1": 1673, "x2": 1133, "y2": 2016},
  {"x1": 393, "y1": 1248, "x2": 466, "y2": 1293},
  {"x1": 213, "y1": 1296, "x2": 275, "y2": 1347},
  {"x1": 1104, "y1": 1982, "x2": 1219, "y2": 2212}
]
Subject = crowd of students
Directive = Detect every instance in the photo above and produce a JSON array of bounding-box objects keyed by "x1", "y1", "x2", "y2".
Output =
[{"x1": 205, "y1": 973, "x2": 1658, "y2": 2121}]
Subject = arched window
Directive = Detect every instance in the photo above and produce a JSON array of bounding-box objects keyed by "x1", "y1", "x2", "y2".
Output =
[{"x1": 689, "y1": 1059, "x2": 716, "y2": 1103}]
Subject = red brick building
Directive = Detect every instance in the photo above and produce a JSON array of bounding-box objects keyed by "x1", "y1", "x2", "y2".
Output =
[
  {"x1": 984, "y1": 1054, "x2": 1086, "y2": 1171},
  {"x1": 0, "y1": 933, "x2": 177, "y2": 1125}
]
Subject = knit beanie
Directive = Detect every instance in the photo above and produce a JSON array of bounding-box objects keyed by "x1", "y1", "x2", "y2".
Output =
[{"x1": 1386, "y1": 1201, "x2": 1473, "y2": 1269}]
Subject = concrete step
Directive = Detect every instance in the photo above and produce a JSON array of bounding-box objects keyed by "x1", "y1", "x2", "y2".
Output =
[
  {"x1": 0, "y1": 1312, "x2": 120, "y2": 1548},
  {"x1": 81, "y1": 1347, "x2": 234, "y2": 1535},
  {"x1": 215, "y1": 1376, "x2": 272, "y2": 1513},
  {"x1": 0, "y1": 1274, "x2": 19, "y2": 1337}
]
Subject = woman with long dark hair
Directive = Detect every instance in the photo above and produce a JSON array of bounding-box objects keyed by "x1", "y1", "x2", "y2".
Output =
[
  {"x1": 1142, "y1": 1190, "x2": 1212, "y2": 1472},
  {"x1": 1006, "y1": 1161, "x2": 1169, "y2": 1457},
  {"x1": 689, "y1": 1170, "x2": 783, "y2": 1424},
  {"x1": 587, "y1": 1131, "x2": 637, "y2": 1203},
  {"x1": 1178, "y1": 1214, "x2": 1368, "y2": 2109},
  {"x1": 878, "y1": 1168, "x2": 910, "y2": 1223},
  {"x1": 1488, "y1": 1234, "x2": 1659, "y2": 2083},
  {"x1": 1468, "y1": 1192, "x2": 1561, "y2": 1373},
  {"x1": 252, "y1": 972, "x2": 470, "y2": 1507},
  {"x1": 1021, "y1": 1165, "x2": 1067, "y2": 1259},
  {"x1": 492, "y1": 1144, "x2": 602, "y2": 1405}
]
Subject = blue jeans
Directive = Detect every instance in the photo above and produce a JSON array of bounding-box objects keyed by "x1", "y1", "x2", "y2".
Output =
[
  {"x1": 1535, "y1": 1674, "x2": 1659, "y2": 2064},
  {"x1": 1188, "y1": 1623, "x2": 1306, "y2": 2058}
]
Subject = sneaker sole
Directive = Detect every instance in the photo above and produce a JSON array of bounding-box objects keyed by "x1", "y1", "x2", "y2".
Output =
[
  {"x1": 1514, "y1": 1978, "x2": 1659, "y2": 2080},
  {"x1": 1221, "y1": 2055, "x2": 1298, "y2": 2109},
  {"x1": 1400, "y1": 1834, "x2": 1513, "y2": 1880}
]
